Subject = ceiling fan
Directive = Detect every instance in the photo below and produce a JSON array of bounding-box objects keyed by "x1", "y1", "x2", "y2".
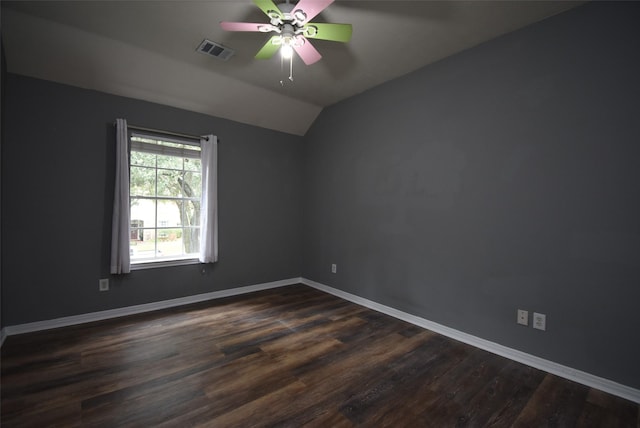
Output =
[{"x1": 220, "y1": 0, "x2": 352, "y2": 66}]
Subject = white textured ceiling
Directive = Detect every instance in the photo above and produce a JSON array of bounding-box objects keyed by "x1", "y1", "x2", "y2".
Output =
[{"x1": 1, "y1": 1, "x2": 581, "y2": 135}]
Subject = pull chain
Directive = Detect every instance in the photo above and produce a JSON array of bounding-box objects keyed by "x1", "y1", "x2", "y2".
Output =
[
  {"x1": 280, "y1": 54, "x2": 284, "y2": 86},
  {"x1": 289, "y1": 56, "x2": 294, "y2": 82},
  {"x1": 280, "y1": 55, "x2": 294, "y2": 86}
]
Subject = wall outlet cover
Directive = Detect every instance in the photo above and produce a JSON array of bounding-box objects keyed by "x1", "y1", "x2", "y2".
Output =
[
  {"x1": 99, "y1": 278, "x2": 109, "y2": 292},
  {"x1": 517, "y1": 309, "x2": 528, "y2": 326},
  {"x1": 533, "y1": 312, "x2": 546, "y2": 331},
  {"x1": 331, "y1": 264, "x2": 337, "y2": 274}
]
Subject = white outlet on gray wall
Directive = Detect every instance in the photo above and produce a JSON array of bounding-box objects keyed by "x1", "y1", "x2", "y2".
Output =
[
  {"x1": 517, "y1": 309, "x2": 528, "y2": 326},
  {"x1": 99, "y1": 278, "x2": 109, "y2": 292},
  {"x1": 533, "y1": 312, "x2": 546, "y2": 331}
]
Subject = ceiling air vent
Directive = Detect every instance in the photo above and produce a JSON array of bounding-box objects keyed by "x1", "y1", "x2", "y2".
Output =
[{"x1": 197, "y1": 39, "x2": 235, "y2": 61}]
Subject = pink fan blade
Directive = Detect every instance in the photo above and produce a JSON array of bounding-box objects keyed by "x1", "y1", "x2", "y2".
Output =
[
  {"x1": 293, "y1": 37, "x2": 322, "y2": 65},
  {"x1": 291, "y1": 0, "x2": 334, "y2": 24},
  {"x1": 220, "y1": 22, "x2": 276, "y2": 32}
]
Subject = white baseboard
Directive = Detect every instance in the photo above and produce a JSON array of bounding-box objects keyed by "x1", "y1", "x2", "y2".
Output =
[
  {"x1": 301, "y1": 278, "x2": 640, "y2": 404},
  {"x1": 3, "y1": 277, "x2": 302, "y2": 338}
]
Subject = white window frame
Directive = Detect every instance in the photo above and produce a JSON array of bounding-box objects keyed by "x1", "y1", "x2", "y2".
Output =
[{"x1": 128, "y1": 131, "x2": 203, "y2": 269}]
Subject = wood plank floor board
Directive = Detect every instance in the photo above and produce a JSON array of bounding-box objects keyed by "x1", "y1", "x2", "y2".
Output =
[
  {"x1": 299, "y1": 409, "x2": 354, "y2": 428},
  {"x1": 343, "y1": 337, "x2": 472, "y2": 426},
  {"x1": 512, "y1": 374, "x2": 591, "y2": 427},
  {"x1": 469, "y1": 361, "x2": 546, "y2": 427},
  {"x1": 337, "y1": 336, "x2": 463, "y2": 424},
  {"x1": 2, "y1": 284, "x2": 638, "y2": 427},
  {"x1": 3, "y1": 335, "x2": 229, "y2": 419}
]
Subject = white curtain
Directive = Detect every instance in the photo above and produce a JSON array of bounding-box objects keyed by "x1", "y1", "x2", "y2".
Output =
[
  {"x1": 110, "y1": 119, "x2": 131, "y2": 274},
  {"x1": 199, "y1": 135, "x2": 218, "y2": 263}
]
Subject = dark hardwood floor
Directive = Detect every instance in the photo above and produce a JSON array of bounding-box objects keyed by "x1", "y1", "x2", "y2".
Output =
[{"x1": 1, "y1": 284, "x2": 638, "y2": 427}]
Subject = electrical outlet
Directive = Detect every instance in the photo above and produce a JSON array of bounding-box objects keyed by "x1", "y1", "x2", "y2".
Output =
[
  {"x1": 533, "y1": 312, "x2": 546, "y2": 331},
  {"x1": 517, "y1": 309, "x2": 528, "y2": 326},
  {"x1": 331, "y1": 264, "x2": 337, "y2": 274},
  {"x1": 99, "y1": 278, "x2": 109, "y2": 292}
]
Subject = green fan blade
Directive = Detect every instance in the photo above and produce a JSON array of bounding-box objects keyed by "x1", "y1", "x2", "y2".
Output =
[
  {"x1": 253, "y1": 0, "x2": 283, "y2": 19},
  {"x1": 255, "y1": 36, "x2": 281, "y2": 59},
  {"x1": 303, "y1": 23, "x2": 352, "y2": 42}
]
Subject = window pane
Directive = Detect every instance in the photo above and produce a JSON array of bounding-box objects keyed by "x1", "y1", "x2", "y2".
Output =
[
  {"x1": 130, "y1": 199, "x2": 155, "y2": 227},
  {"x1": 130, "y1": 166, "x2": 156, "y2": 196},
  {"x1": 131, "y1": 151, "x2": 155, "y2": 167},
  {"x1": 183, "y1": 171, "x2": 202, "y2": 198},
  {"x1": 130, "y1": 229, "x2": 157, "y2": 260},
  {"x1": 184, "y1": 157, "x2": 201, "y2": 172},
  {"x1": 157, "y1": 227, "x2": 176, "y2": 242},
  {"x1": 182, "y1": 227, "x2": 200, "y2": 255},
  {"x1": 130, "y1": 227, "x2": 144, "y2": 242},
  {"x1": 157, "y1": 232, "x2": 184, "y2": 258},
  {"x1": 157, "y1": 170, "x2": 183, "y2": 197},
  {"x1": 158, "y1": 199, "x2": 182, "y2": 228},
  {"x1": 182, "y1": 199, "x2": 201, "y2": 228},
  {"x1": 157, "y1": 154, "x2": 183, "y2": 170}
]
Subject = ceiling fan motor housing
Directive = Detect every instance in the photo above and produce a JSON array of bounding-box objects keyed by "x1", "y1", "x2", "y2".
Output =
[{"x1": 271, "y1": 2, "x2": 305, "y2": 31}]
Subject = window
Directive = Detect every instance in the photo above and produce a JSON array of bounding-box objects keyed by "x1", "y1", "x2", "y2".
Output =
[
  {"x1": 129, "y1": 133, "x2": 202, "y2": 264},
  {"x1": 111, "y1": 118, "x2": 216, "y2": 274}
]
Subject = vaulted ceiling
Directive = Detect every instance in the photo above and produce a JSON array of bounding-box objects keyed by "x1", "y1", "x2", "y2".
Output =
[{"x1": 2, "y1": 1, "x2": 581, "y2": 135}]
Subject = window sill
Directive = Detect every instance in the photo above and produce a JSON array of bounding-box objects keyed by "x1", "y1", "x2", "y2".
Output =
[{"x1": 131, "y1": 257, "x2": 200, "y2": 270}]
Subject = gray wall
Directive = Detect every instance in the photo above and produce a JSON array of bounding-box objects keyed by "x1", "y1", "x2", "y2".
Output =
[
  {"x1": 302, "y1": 2, "x2": 640, "y2": 389},
  {"x1": 2, "y1": 74, "x2": 303, "y2": 325}
]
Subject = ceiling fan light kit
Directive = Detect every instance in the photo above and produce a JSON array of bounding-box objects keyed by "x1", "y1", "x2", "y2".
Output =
[{"x1": 220, "y1": 0, "x2": 352, "y2": 82}]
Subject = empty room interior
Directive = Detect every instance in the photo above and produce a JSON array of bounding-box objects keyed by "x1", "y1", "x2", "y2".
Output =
[{"x1": 1, "y1": 1, "x2": 639, "y2": 426}]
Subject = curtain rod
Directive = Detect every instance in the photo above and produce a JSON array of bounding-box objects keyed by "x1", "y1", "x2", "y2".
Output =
[{"x1": 114, "y1": 122, "x2": 214, "y2": 142}]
